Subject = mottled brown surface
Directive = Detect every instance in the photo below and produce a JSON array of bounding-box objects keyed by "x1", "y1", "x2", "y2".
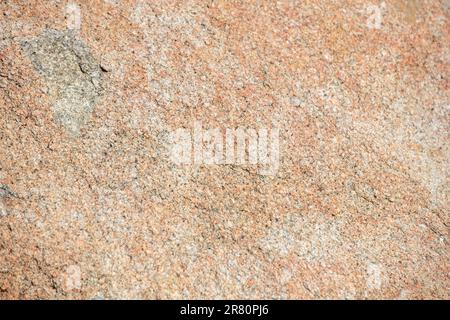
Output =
[{"x1": 0, "y1": 0, "x2": 449, "y2": 299}]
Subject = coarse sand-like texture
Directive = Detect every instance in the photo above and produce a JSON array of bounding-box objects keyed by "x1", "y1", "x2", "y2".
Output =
[{"x1": 0, "y1": 0, "x2": 449, "y2": 299}]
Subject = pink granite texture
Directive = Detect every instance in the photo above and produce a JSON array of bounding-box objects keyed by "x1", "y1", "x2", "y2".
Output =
[{"x1": 0, "y1": 0, "x2": 449, "y2": 299}]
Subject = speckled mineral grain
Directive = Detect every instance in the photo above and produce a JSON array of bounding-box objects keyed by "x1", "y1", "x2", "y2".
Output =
[{"x1": 0, "y1": 0, "x2": 449, "y2": 299}]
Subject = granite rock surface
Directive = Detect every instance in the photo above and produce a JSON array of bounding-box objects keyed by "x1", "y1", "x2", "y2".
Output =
[{"x1": 0, "y1": 0, "x2": 449, "y2": 299}]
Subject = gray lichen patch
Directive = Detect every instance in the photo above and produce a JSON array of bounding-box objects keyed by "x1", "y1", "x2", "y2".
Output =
[
  {"x1": 0, "y1": 184, "x2": 17, "y2": 199},
  {"x1": 21, "y1": 29, "x2": 103, "y2": 135},
  {"x1": 0, "y1": 185, "x2": 16, "y2": 218}
]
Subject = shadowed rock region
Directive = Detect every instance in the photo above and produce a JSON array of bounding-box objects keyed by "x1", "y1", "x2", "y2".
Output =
[{"x1": 0, "y1": 1, "x2": 448, "y2": 299}]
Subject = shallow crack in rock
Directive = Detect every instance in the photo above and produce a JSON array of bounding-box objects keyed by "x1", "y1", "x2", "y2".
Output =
[{"x1": 21, "y1": 29, "x2": 103, "y2": 135}]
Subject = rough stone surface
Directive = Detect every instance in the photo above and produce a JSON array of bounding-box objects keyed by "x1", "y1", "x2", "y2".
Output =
[
  {"x1": 0, "y1": 0, "x2": 449, "y2": 299},
  {"x1": 21, "y1": 29, "x2": 103, "y2": 135}
]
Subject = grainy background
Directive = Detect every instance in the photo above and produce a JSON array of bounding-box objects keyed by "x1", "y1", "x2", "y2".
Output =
[{"x1": 0, "y1": 0, "x2": 448, "y2": 299}]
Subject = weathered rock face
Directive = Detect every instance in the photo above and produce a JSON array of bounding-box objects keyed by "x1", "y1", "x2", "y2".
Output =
[
  {"x1": 21, "y1": 29, "x2": 103, "y2": 135},
  {"x1": 0, "y1": 0, "x2": 448, "y2": 299}
]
